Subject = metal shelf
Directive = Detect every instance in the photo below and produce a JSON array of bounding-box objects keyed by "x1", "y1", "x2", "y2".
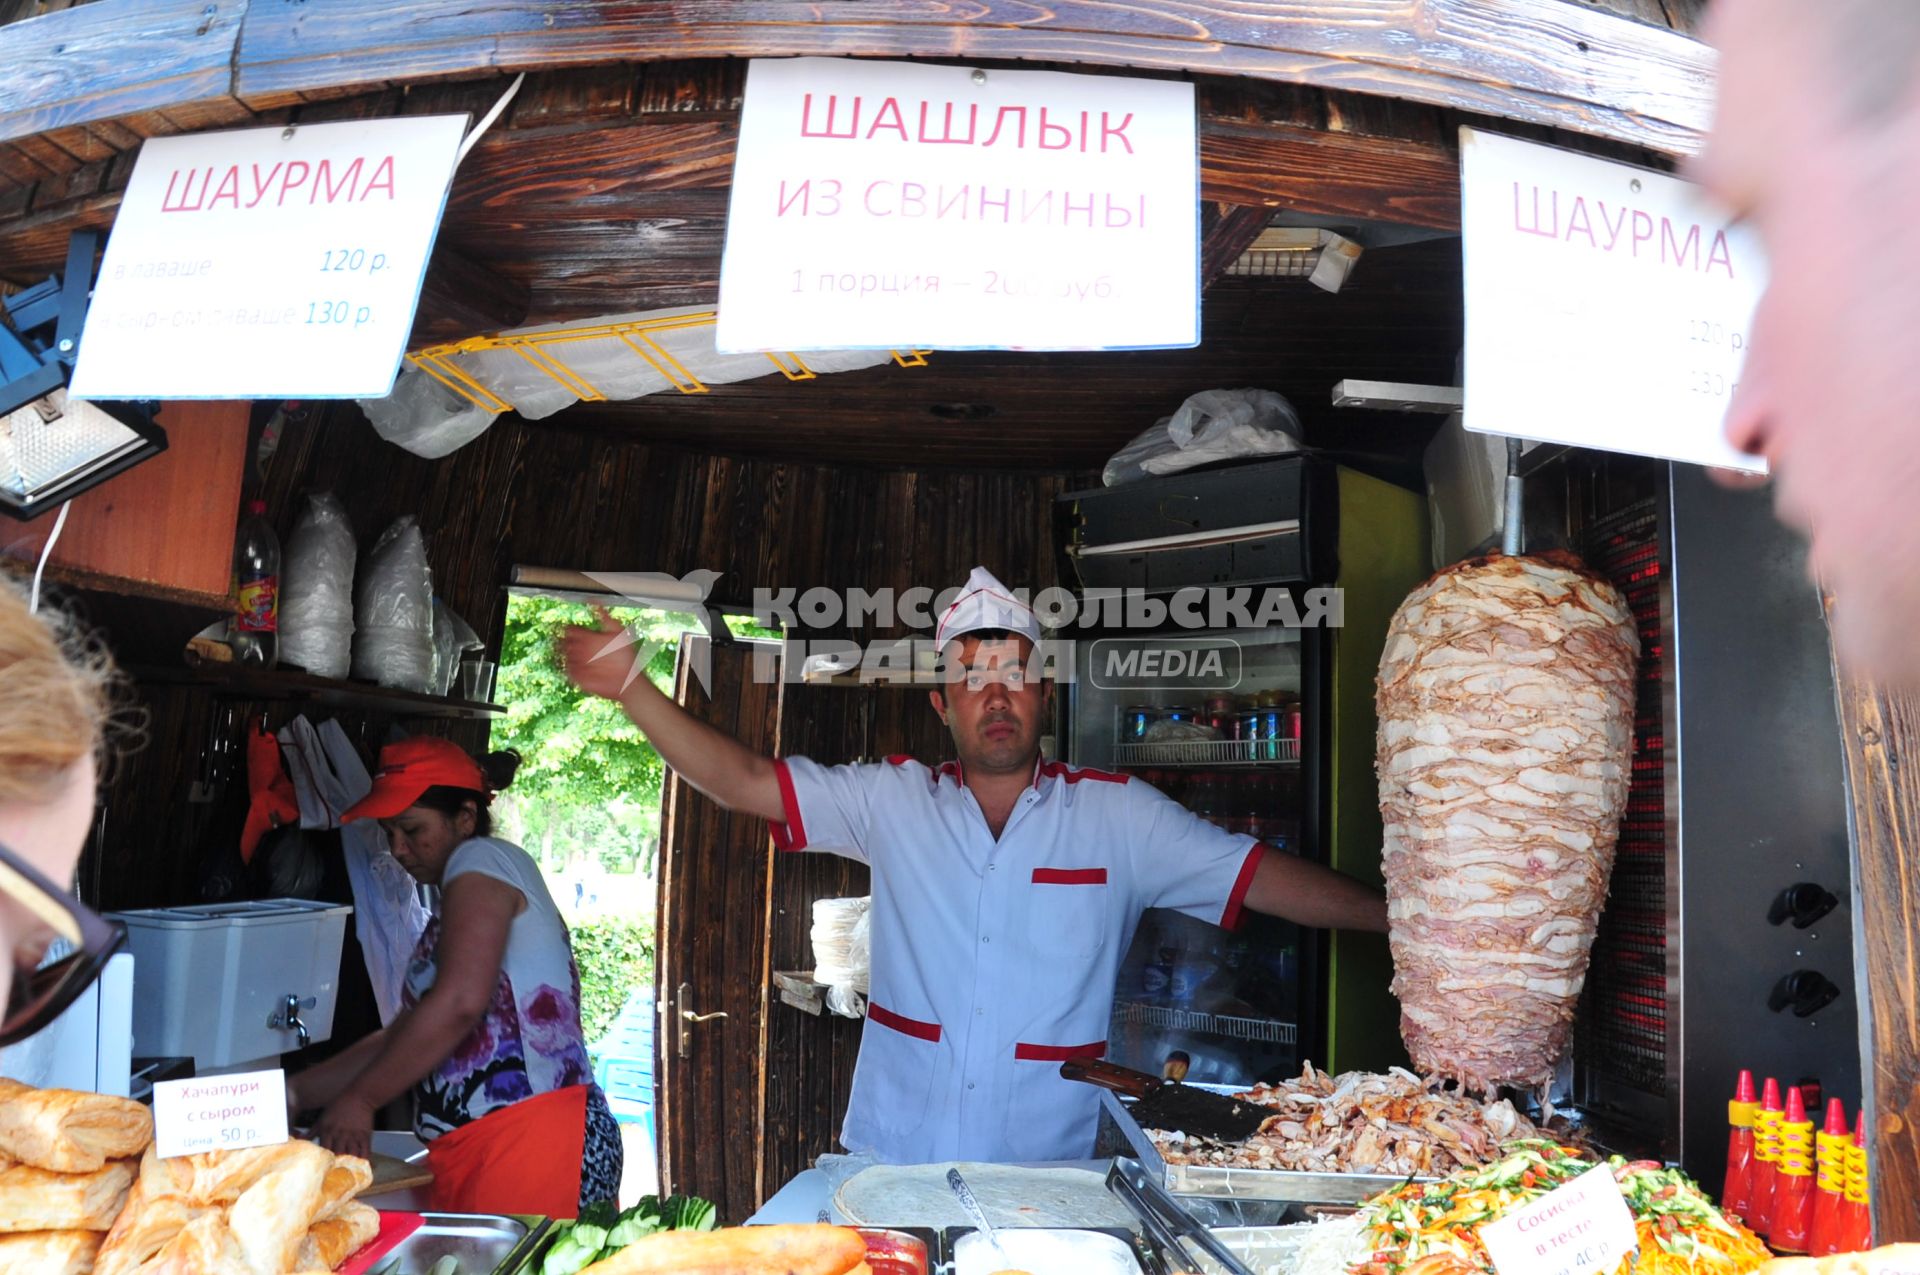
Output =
[
  {"x1": 1114, "y1": 738, "x2": 1299, "y2": 767},
  {"x1": 130, "y1": 664, "x2": 505, "y2": 720},
  {"x1": 1115, "y1": 1001, "x2": 1298, "y2": 1044}
]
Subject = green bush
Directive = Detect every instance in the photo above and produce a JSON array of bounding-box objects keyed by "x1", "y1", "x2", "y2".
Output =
[{"x1": 572, "y1": 917, "x2": 656, "y2": 1044}]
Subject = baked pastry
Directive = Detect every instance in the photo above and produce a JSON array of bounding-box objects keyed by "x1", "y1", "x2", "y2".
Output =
[
  {"x1": 294, "y1": 1201, "x2": 379, "y2": 1270},
  {"x1": 0, "y1": 1229, "x2": 104, "y2": 1275},
  {"x1": 143, "y1": 1210, "x2": 255, "y2": 1275},
  {"x1": 0, "y1": 1159, "x2": 135, "y2": 1233},
  {"x1": 186, "y1": 1143, "x2": 317, "y2": 1206},
  {"x1": 94, "y1": 1195, "x2": 219, "y2": 1275},
  {"x1": 225, "y1": 1142, "x2": 330, "y2": 1275},
  {"x1": 313, "y1": 1155, "x2": 372, "y2": 1220},
  {"x1": 0, "y1": 1079, "x2": 152, "y2": 1173}
]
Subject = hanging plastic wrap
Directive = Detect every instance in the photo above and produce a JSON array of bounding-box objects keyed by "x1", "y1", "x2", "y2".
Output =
[
  {"x1": 352, "y1": 516, "x2": 436, "y2": 692},
  {"x1": 811, "y1": 895, "x2": 871, "y2": 1019},
  {"x1": 358, "y1": 365, "x2": 502, "y2": 459},
  {"x1": 429, "y1": 598, "x2": 486, "y2": 696},
  {"x1": 278, "y1": 493, "x2": 357, "y2": 679},
  {"x1": 1102, "y1": 387, "x2": 1304, "y2": 486}
]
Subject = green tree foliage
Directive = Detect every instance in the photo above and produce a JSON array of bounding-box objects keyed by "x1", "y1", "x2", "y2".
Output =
[
  {"x1": 491, "y1": 596, "x2": 688, "y2": 869},
  {"x1": 573, "y1": 916, "x2": 656, "y2": 1043}
]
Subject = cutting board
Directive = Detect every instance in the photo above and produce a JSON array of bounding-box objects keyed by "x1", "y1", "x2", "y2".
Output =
[{"x1": 369, "y1": 1150, "x2": 435, "y2": 1195}]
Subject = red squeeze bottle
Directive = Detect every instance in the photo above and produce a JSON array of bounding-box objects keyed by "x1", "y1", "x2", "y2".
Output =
[
  {"x1": 1849, "y1": 1114, "x2": 1873, "y2": 1251},
  {"x1": 1725, "y1": 1070, "x2": 1760, "y2": 1217},
  {"x1": 1810, "y1": 1098, "x2": 1849, "y2": 1255},
  {"x1": 1772, "y1": 1084, "x2": 1816, "y2": 1253},
  {"x1": 1750, "y1": 1077, "x2": 1785, "y2": 1237}
]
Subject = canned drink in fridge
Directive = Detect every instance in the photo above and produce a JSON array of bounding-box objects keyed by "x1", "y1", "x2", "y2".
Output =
[
  {"x1": 1282, "y1": 704, "x2": 1303, "y2": 752},
  {"x1": 1121, "y1": 705, "x2": 1157, "y2": 742},
  {"x1": 1258, "y1": 710, "x2": 1282, "y2": 761}
]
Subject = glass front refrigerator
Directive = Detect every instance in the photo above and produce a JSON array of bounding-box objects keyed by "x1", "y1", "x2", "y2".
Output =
[{"x1": 1065, "y1": 623, "x2": 1329, "y2": 1087}]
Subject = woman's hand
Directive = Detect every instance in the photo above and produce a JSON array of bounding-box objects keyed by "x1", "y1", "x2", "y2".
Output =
[{"x1": 311, "y1": 1092, "x2": 375, "y2": 1161}]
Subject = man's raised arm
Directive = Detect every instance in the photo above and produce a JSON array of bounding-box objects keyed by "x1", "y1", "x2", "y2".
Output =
[{"x1": 559, "y1": 610, "x2": 786, "y2": 823}]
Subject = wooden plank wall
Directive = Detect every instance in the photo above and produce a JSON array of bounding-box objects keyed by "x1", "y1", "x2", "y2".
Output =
[{"x1": 656, "y1": 638, "x2": 782, "y2": 1221}]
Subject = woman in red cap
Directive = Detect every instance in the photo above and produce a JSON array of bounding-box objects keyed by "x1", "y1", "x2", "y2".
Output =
[{"x1": 286, "y1": 736, "x2": 622, "y2": 1218}]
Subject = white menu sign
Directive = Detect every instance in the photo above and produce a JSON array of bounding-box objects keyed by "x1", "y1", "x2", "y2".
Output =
[
  {"x1": 1461, "y1": 127, "x2": 1768, "y2": 473},
  {"x1": 70, "y1": 115, "x2": 468, "y2": 400},
  {"x1": 152, "y1": 1069, "x2": 289, "y2": 1159},
  {"x1": 1479, "y1": 1164, "x2": 1640, "y2": 1275},
  {"x1": 717, "y1": 58, "x2": 1199, "y2": 353}
]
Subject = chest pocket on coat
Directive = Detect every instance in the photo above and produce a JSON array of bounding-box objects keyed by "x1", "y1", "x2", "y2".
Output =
[{"x1": 1027, "y1": 868, "x2": 1110, "y2": 959}]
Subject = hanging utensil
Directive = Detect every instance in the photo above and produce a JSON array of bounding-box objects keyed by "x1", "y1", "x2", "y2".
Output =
[{"x1": 946, "y1": 1167, "x2": 1012, "y2": 1269}]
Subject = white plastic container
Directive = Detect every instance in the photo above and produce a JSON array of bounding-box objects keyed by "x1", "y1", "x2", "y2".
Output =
[{"x1": 108, "y1": 899, "x2": 352, "y2": 1070}]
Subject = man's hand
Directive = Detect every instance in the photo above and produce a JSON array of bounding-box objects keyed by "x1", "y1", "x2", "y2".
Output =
[
  {"x1": 311, "y1": 1091, "x2": 375, "y2": 1161},
  {"x1": 560, "y1": 607, "x2": 640, "y2": 702}
]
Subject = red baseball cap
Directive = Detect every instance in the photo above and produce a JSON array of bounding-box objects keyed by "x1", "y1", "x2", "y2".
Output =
[{"x1": 341, "y1": 737, "x2": 488, "y2": 822}]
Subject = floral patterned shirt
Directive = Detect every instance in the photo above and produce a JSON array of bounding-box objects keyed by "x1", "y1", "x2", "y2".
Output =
[{"x1": 402, "y1": 837, "x2": 593, "y2": 1140}]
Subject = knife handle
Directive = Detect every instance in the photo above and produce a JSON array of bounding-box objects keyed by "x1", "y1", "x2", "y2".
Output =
[{"x1": 1060, "y1": 1057, "x2": 1160, "y2": 1098}]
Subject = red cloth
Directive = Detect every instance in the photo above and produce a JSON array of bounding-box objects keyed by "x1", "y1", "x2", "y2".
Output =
[
  {"x1": 424, "y1": 1084, "x2": 589, "y2": 1219},
  {"x1": 240, "y1": 715, "x2": 298, "y2": 864}
]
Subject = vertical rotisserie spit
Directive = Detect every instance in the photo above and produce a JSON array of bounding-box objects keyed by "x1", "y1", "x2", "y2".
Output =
[{"x1": 1376, "y1": 552, "x2": 1639, "y2": 1093}]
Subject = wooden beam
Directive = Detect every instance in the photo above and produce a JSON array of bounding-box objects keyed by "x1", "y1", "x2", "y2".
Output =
[
  {"x1": 230, "y1": 1, "x2": 1712, "y2": 154},
  {"x1": 1833, "y1": 669, "x2": 1920, "y2": 1239},
  {"x1": 410, "y1": 245, "x2": 533, "y2": 344},
  {"x1": 0, "y1": 0, "x2": 1712, "y2": 155},
  {"x1": 0, "y1": 0, "x2": 244, "y2": 143},
  {"x1": 1200, "y1": 203, "x2": 1275, "y2": 287}
]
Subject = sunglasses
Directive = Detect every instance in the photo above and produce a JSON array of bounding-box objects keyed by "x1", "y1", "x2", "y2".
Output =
[{"x1": 0, "y1": 842, "x2": 123, "y2": 1048}]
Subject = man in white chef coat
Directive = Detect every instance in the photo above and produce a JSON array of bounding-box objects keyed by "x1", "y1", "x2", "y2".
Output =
[{"x1": 562, "y1": 567, "x2": 1386, "y2": 1163}]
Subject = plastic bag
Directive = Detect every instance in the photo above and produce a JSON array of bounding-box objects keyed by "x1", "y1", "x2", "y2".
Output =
[
  {"x1": 279, "y1": 493, "x2": 357, "y2": 679},
  {"x1": 811, "y1": 895, "x2": 871, "y2": 1020},
  {"x1": 429, "y1": 598, "x2": 485, "y2": 696},
  {"x1": 353, "y1": 516, "x2": 436, "y2": 691},
  {"x1": 1102, "y1": 387, "x2": 1303, "y2": 486},
  {"x1": 357, "y1": 365, "x2": 502, "y2": 459}
]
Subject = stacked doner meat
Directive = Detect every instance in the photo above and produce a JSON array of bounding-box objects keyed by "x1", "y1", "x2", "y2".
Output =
[
  {"x1": 1146, "y1": 1065, "x2": 1537, "y2": 1177},
  {"x1": 1377, "y1": 552, "x2": 1639, "y2": 1095}
]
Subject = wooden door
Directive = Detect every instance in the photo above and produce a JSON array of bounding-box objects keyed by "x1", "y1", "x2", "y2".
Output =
[{"x1": 655, "y1": 634, "x2": 782, "y2": 1222}]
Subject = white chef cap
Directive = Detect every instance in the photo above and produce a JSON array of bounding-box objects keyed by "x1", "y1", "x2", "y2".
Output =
[{"x1": 934, "y1": 566, "x2": 1042, "y2": 649}]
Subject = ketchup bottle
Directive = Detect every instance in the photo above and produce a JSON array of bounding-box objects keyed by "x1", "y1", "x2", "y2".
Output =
[
  {"x1": 1810, "y1": 1098, "x2": 1849, "y2": 1255},
  {"x1": 1771, "y1": 1084, "x2": 1816, "y2": 1253},
  {"x1": 1750, "y1": 1077, "x2": 1784, "y2": 1238},
  {"x1": 1724, "y1": 1070, "x2": 1758, "y2": 1218}
]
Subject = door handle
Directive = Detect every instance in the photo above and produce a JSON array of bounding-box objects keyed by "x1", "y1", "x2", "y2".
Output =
[{"x1": 676, "y1": 981, "x2": 728, "y2": 1059}]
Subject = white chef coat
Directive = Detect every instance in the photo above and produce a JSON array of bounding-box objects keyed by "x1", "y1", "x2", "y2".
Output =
[{"x1": 772, "y1": 754, "x2": 1267, "y2": 1164}]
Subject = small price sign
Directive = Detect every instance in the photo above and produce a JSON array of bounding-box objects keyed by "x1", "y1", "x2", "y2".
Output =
[
  {"x1": 152, "y1": 1069, "x2": 289, "y2": 1160},
  {"x1": 1479, "y1": 1163, "x2": 1639, "y2": 1275}
]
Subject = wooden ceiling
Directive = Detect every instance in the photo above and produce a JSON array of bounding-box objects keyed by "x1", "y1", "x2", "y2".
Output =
[
  {"x1": 0, "y1": 0, "x2": 1700, "y2": 478},
  {"x1": 536, "y1": 242, "x2": 1463, "y2": 476}
]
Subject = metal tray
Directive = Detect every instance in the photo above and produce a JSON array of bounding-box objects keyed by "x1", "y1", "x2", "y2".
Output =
[
  {"x1": 369, "y1": 1212, "x2": 548, "y2": 1275},
  {"x1": 1099, "y1": 1085, "x2": 1431, "y2": 1204}
]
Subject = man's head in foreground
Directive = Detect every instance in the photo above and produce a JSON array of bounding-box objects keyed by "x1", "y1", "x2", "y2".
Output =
[
  {"x1": 930, "y1": 568, "x2": 1051, "y2": 776},
  {"x1": 1700, "y1": 0, "x2": 1920, "y2": 678}
]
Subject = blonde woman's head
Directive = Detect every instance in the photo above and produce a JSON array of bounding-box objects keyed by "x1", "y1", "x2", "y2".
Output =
[{"x1": 0, "y1": 575, "x2": 119, "y2": 889}]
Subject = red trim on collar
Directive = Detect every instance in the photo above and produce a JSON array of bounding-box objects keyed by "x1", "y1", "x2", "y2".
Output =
[
  {"x1": 1220, "y1": 843, "x2": 1268, "y2": 931},
  {"x1": 884, "y1": 754, "x2": 915, "y2": 766},
  {"x1": 1038, "y1": 760, "x2": 1130, "y2": 785},
  {"x1": 868, "y1": 1002, "x2": 942, "y2": 1043},
  {"x1": 769, "y1": 759, "x2": 808, "y2": 852},
  {"x1": 1014, "y1": 1040, "x2": 1107, "y2": 1062}
]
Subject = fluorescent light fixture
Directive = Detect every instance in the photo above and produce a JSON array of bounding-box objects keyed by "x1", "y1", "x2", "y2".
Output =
[
  {"x1": 1224, "y1": 228, "x2": 1364, "y2": 293},
  {"x1": 0, "y1": 233, "x2": 165, "y2": 521}
]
